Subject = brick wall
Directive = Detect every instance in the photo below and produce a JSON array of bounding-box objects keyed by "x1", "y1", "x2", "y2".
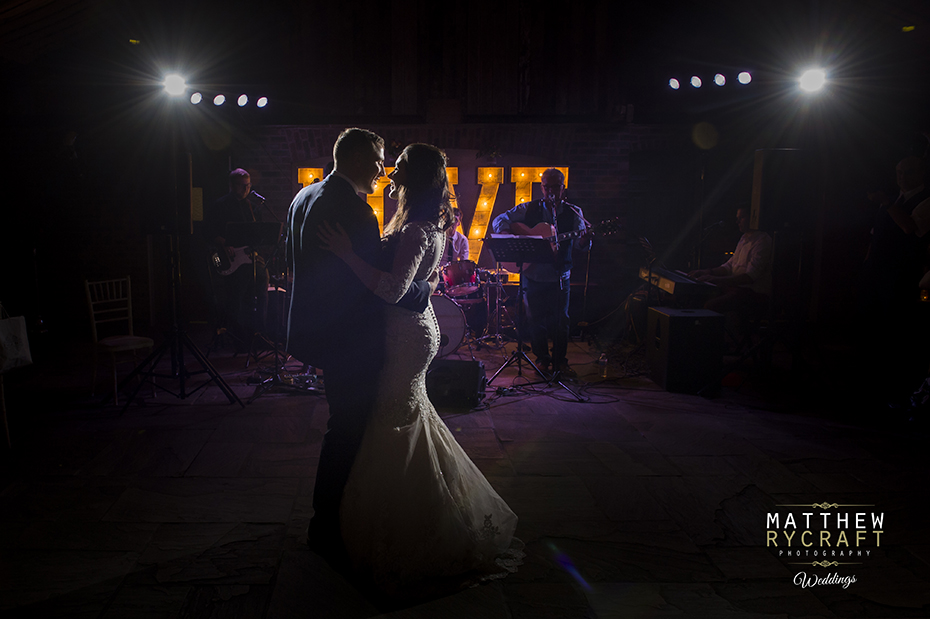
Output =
[{"x1": 232, "y1": 123, "x2": 681, "y2": 279}]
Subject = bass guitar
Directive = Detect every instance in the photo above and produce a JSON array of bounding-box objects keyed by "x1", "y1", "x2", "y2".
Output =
[{"x1": 211, "y1": 246, "x2": 253, "y2": 277}]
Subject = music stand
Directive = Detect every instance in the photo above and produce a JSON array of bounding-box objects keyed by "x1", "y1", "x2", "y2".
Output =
[{"x1": 483, "y1": 235, "x2": 585, "y2": 402}]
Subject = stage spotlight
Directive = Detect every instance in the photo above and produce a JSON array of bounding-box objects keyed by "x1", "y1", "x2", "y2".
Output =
[
  {"x1": 714, "y1": 73, "x2": 726, "y2": 86},
  {"x1": 669, "y1": 78, "x2": 680, "y2": 90},
  {"x1": 690, "y1": 76, "x2": 702, "y2": 88},
  {"x1": 190, "y1": 92, "x2": 202, "y2": 104},
  {"x1": 799, "y1": 68, "x2": 826, "y2": 92},
  {"x1": 237, "y1": 94, "x2": 248, "y2": 107},
  {"x1": 256, "y1": 97, "x2": 268, "y2": 108},
  {"x1": 738, "y1": 71, "x2": 752, "y2": 84},
  {"x1": 213, "y1": 94, "x2": 226, "y2": 106},
  {"x1": 163, "y1": 74, "x2": 187, "y2": 96}
]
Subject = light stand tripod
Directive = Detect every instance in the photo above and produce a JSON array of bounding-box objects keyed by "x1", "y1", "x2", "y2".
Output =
[
  {"x1": 115, "y1": 141, "x2": 243, "y2": 412},
  {"x1": 117, "y1": 233, "x2": 244, "y2": 412},
  {"x1": 484, "y1": 236, "x2": 585, "y2": 402}
]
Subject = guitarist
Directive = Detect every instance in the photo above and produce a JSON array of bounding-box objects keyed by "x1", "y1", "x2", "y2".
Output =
[
  {"x1": 204, "y1": 168, "x2": 270, "y2": 348},
  {"x1": 491, "y1": 168, "x2": 592, "y2": 377}
]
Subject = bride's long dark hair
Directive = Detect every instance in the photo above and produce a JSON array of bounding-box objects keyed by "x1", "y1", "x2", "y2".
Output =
[{"x1": 383, "y1": 143, "x2": 455, "y2": 237}]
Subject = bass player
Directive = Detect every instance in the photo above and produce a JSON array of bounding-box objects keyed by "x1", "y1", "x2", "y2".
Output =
[{"x1": 203, "y1": 168, "x2": 270, "y2": 348}]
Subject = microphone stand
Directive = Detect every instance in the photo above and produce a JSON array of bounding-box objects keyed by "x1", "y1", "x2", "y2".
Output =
[{"x1": 242, "y1": 195, "x2": 321, "y2": 399}]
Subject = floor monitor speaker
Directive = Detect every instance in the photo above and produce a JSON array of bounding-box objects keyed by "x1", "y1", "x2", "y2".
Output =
[
  {"x1": 427, "y1": 359, "x2": 487, "y2": 409},
  {"x1": 647, "y1": 307, "x2": 724, "y2": 394}
]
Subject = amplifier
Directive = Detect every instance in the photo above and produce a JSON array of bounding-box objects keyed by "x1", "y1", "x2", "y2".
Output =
[
  {"x1": 647, "y1": 307, "x2": 724, "y2": 393},
  {"x1": 427, "y1": 359, "x2": 487, "y2": 409}
]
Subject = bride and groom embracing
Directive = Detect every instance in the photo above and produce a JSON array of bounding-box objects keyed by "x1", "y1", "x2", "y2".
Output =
[{"x1": 285, "y1": 128, "x2": 521, "y2": 599}]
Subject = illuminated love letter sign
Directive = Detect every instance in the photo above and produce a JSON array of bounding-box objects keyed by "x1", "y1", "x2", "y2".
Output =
[
  {"x1": 365, "y1": 167, "x2": 458, "y2": 233},
  {"x1": 297, "y1": 168, "x2": 325, "y2": 188},
  {"x1": 511, "y1": 167, "x2": 570, "y2": 207},
  {"x1": 367, "y1": 168, "x2": 394, "y2": 232},
  {"x1": 471, "y1": 167, "x2": 503, "y2": 261},
  {"x1": 447, "y1": 167, "x2": 459, "y2": 197}
]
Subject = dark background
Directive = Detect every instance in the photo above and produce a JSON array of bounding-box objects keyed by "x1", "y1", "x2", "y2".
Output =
[{"x1": 1, "y1": 0, "x2": 928, "y2": 352}]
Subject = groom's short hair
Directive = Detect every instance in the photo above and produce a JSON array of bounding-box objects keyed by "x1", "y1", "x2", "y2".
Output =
[{"x1": 333, "y1": 128, "x2": 384, "y2": 165}]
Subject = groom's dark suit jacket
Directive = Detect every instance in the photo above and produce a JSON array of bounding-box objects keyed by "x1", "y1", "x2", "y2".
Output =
[{"x1": 285, "y1": 174, "x2": 430, "y2": 367}]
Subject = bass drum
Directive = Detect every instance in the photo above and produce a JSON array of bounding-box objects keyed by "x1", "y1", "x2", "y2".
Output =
[{"x1": 431, "y1": 294, "x2": 466, "y2": 358}]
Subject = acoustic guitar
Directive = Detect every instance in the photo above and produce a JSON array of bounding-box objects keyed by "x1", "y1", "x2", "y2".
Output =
[{"x1": 496, "y1": 217, "x2": 622, "y2": 273}]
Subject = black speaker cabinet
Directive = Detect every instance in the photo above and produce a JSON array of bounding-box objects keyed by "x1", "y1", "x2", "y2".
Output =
[
  {"x1": 750, "y1": 148, "x2": 816, "y2": 233},
  {"x1": 427, "y1": 360, "x2": 487, "y2": 409},
  {"x1": 647, "y1": 307, "x2": 724, "y2": 393}
]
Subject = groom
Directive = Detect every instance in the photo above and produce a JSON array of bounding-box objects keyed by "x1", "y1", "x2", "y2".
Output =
[{"x1": 286, "y1": 128, "x2": 436, "y2": 563}]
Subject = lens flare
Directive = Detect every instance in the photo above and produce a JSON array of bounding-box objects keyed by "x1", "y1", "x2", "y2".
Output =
[
  {"x1": 799, "y1": 68, "x2": 826, "y2": 92},
  {"x1": 547, "y1": 543, "x2": 590, "y2": 590},
  {"x1": 163, "y1": 74, "x2": 187, "y2": 96}
]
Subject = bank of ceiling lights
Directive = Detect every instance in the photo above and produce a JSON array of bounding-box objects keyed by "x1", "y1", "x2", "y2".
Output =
[
  {"x1": 668, "y1": 72, "x2": 752, "y2": 90},
  {"x1": 163, "y1": 74, "x2": 269, "y2": 107}
]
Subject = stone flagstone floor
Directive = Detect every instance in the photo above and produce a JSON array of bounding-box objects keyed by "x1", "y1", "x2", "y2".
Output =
[{"x1": 1, "y1": 331, "x2": 929, "y2": 618}]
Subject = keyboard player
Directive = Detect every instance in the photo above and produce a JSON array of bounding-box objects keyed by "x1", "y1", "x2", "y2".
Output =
[{"x1": 688, "y1": 207, "x2": 773, "y2": 320}]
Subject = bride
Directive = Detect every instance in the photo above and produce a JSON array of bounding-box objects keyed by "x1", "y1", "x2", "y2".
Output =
[{"x1": 317, "y1": 143, "x2": 520, "y2": 597}]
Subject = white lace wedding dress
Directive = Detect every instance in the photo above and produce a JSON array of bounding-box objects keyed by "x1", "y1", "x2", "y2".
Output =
[{"x1": 340, "y1": 220, "x2": 521, "y2": 596}]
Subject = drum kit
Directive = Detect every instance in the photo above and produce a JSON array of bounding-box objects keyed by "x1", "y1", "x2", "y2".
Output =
[{"x1": 433, "y1": 259, "x2": 515, "y2": 357}]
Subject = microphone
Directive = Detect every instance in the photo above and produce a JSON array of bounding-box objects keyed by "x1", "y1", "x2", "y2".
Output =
[
  {"x1": 702, "y1": 220, "x2": 724, "y2": 232},
  {"x1": 545, "y1": 196, "x2": 561, "y2": 214},
  {"x1": 250, "y1": 190, "x2": 266, "y2": 202}
]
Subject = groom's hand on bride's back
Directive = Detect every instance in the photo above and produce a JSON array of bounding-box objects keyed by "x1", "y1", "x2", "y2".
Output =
[{"x1": 428, "y1": 268, "x2": 441, "y2": 294}]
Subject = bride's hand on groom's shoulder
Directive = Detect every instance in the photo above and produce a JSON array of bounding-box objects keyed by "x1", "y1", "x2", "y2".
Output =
[{"x1": 317, "y1": 221, "x2": 353, "y2": 258}]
